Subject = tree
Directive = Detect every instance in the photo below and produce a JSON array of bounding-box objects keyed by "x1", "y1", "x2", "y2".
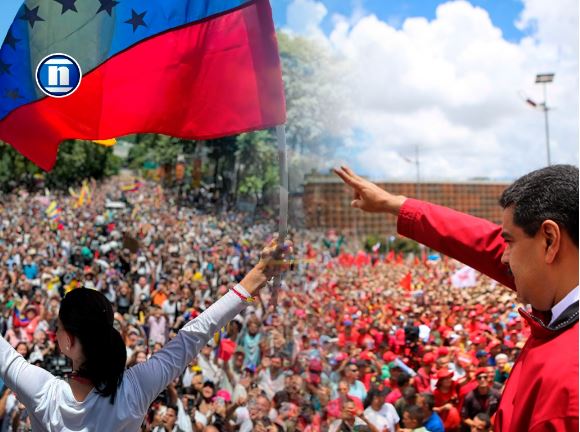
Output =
[
  {"x1": 277, "y1": 32, "x2": 350, "y2": 157},
  {"x1": 235, "y1": 131, "x2": 278, "y2": 207},
  {"x1": 0, "y1": 140, "x2": 120, "y2": 192},
  {"x1": 206, "y1": 136, "x2": 238, "y2": 193},
  {"x1": 44, "y1": 140, "x2": 121, "y2": 189}
]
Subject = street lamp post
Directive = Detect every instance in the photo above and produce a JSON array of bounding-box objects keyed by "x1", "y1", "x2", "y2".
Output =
[
  {"x1": 527, "y1": 73, "x2": 554, "y2": 166},
  {"x1": 402, "y1": 143, "x2": 421, "y2": 199},
  {"x1": 415, "y1": 143, "x2": 420, "y2": 199}
]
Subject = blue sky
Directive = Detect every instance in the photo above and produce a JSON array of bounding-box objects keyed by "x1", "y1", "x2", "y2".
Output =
[
  {"x1": 0, "y1": 0, "x2": 21, "y2": 46},
  {"x1": 271, "y1": 0, "x2": 528, "y2": 42}
]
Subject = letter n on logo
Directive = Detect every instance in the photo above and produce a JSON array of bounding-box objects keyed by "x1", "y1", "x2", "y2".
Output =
[{"x1": 48, "y1": 65, "x2": 70, "y2": 86}]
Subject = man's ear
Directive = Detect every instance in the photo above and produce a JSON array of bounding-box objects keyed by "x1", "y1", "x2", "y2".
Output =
[{"x1": 541, "y1": 220, "x2": 561, "y2": 264}]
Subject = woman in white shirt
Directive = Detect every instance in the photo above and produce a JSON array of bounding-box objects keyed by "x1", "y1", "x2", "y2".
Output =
[
  {"x1": 0, "y1": 239, "x2": 291, "y2": 431},
  {"x1": 363, "y1": 387, "x2": 400, "y2": 432}
]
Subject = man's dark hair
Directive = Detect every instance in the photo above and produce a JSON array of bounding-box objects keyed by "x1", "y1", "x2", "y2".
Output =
[
  {"x1": 419, "y1": 392, "x2": 435, "y2": 411},
  {"x1": 396, "y1": 372, "x2": 410, "y2": 388},
  {"x1": 499, "y1": 165, "x2": 578, "y2": 246},
  {"x1": 402, "y1": 386, "x2": 417, "y2": 402},
  {"x1": 166, "y1": 404, "x2": 179, "y2": 414},
  {"x1": 475, "y1": 412, "x2": 491, "y2": 427},
  {"x1": 404, "y1": 405, "x2": 425, "y2": 423}
]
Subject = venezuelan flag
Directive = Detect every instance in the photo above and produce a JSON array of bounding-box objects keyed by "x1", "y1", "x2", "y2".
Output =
[
  {"x1": 45, "y1": 200, "x2": 62, "y2": 220},
  {"x1": 121, "y1": 180, "x2": 142, "y2": 193},
  {"x1": 0, "y1": 0, "x2": 285, "y2": 170}
]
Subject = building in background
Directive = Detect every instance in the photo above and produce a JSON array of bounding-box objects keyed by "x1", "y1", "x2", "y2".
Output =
[{"x1": 303, "y1": 173, "x2": 509, "y2": 236}]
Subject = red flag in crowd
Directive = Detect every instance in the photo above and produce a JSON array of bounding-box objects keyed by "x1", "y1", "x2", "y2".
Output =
[
  {"x1": 396, "y1": 253, "x2": 404, "y2": 265},
  {"x1": 338, "y1": 253, "x2": 354, "y2": 267},
  {"x1": 355, "y1": 251, "x2": 370, "y2": 267},
  {"x1": 400, "y1": 271, "x2": 412, "y2": 291}
]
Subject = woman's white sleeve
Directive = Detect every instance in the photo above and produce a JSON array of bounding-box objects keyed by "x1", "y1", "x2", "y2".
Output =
[
  {"x1": 125, "y1": 289, "x2": 247, "y2": 412},
  {"x1": 0, "y1": 334, "x2": 54, "y2": 407}
]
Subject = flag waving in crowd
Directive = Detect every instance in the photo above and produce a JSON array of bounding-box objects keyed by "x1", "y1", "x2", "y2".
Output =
[
  {"x1": 69, "y1": 179, "x2": 91, "y2": 208},
  {"x1": 0, "y1": 0, "x2": 286, "y2": 170},
  {"x1": 44, "y1": 200, "x2": 61, "y2": 220}
]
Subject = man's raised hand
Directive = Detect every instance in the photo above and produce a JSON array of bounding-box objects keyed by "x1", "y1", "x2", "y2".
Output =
[{"x1": 333, "y1": 166, "x2": 407, "y2": 215}]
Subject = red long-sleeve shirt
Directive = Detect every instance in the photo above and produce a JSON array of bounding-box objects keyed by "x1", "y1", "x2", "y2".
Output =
[{"x1": 397, "y1": 199, "x2": 579, "y2": 432}]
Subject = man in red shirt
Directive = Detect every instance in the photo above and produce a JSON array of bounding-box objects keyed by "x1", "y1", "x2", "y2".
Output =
[
  {"x1": 414, "y1": 352, "x2": 436, "y2": 393},
  {"x1": 335, "y1": 165, "x2": 578, "y2": 431}
]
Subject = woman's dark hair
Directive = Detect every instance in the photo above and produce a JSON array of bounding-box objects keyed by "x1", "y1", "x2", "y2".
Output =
[
  {"x1": 15, "y1": 342, "x2": 30, "y2": 359},
  {"x1": 499, "y1": 164, "x2": 578, "y2": 246},
  {"x1": 363, "y1": 387, "x2": 388, "y2": 409},
  {"x1": 59, "y1": 288, "x2": 126, "y2": 403},
  {"x1": 273, "y1": 390, "x2": 290, "y2": 408}
]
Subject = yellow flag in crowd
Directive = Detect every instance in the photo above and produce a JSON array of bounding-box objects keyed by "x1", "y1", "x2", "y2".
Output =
[{"x1": 73, "y1": 180, "x2": 92, "y2": 208}]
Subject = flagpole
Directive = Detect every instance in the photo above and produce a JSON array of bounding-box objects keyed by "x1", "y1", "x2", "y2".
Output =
[{"x1": 271, "y1": 124, "x2": 288, "y2": 306}]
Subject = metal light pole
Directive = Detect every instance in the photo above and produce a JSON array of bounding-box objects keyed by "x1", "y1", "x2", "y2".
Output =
[
  {"x1": 415, "y1": 143, "x2": 420, "y2": 199},
  {"x1": 527, "y1": 73, "x2": 554, "y2": 166},
  {"x1": 402, "y1": 143, "x2": 421, "y2": 198}
]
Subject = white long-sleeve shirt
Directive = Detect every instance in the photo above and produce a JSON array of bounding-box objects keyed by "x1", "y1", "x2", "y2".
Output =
[{"x1": 0, "y1": 289, "x2": 247, "y2": 431}]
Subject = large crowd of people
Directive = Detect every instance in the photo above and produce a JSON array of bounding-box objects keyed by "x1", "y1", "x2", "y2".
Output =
[{"x1": 0, "y1": 178, "x2": 525, "y2": 432}]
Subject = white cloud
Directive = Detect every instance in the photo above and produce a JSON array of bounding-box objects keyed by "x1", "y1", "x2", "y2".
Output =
[
  {"x1": 517, "y1": 0, "x2": 578, "y2": 58},
  {"x1": 285, "y1": 0, "x2": 328, "y2": 43},
  {"x1": 284, "y1": 0, "x2": 579, "y2": 180}
]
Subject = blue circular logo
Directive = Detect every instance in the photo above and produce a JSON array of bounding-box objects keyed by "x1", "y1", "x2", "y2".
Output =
[{"x1": 35, "y1": 53, "x2": 82, "y2": 98}]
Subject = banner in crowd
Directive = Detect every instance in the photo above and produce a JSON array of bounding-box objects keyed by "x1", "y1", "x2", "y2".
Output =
[
  {"x1": 451, "y1": 265, "x2": 478, "y2": 288},
  {"x1": 0, "y1": 0, "x2": 286, "y2": 170}
]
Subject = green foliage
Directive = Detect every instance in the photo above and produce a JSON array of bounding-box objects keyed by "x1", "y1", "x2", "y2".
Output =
[
  {"x1": 277, "y1": 32, "x2": 350, "y2": 157},
  {"x1": 127, "y1": 134, "x2": 187, "y2": 170},
  {"x1": 0, "y1": 140, "x2": 120, "y2": 191},
  {"x1": 391, "y1": 237, "x2": 420, "y2": 255},
  {"x1": 207, "y1": 136, "x2": 238, "y2": 188},
  {"x1": 44, "y1": 140, "x2": 121, "y2": 189},
  {"x1": 126, "y1": 141, "x2": 152, "y2": 170},
  {"x1": 0, "y1": 142, "x2": 35, "y2": 188},
  {"x1": 363, "y1": 235, "x2": 387, "y2": 253},
  {"x1": 236, "y1": 131, "x2": 278, "y2": 204},
  {"x1": 362, "y1": 236, "x2": 420, "y2": 255}
]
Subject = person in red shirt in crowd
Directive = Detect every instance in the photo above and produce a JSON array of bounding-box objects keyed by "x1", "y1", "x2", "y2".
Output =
[
  {"x1": 470, "y1": 335, "x2": 487, "y2": 354},
  {"x1": 385, "y1": 372, "x2": 411, "y2": 405},
  {"x1": 358, "y1": 351, "x2": 383, "y2": 391},
  {"x1": 326, "y1": 379, "x2": 364, "y2": 420},
  {"x1": 390, "y1": 328, "x2": 406, "y2": 354},
  {"x1": 413, "y1": 352, "x2": 435, "y2": 393},
  {"x1": 486, "y1": 340, "x2": 502, "y2": 367},
  {"x1": 335, "y1": 164, "x2": 578, "y2": 431},
  {"x1": 433, "y1": 368, "x2": 461, "y2": 432},
  {"x1": 337, "y1": 319, "x2": 359, "y2": 348}
]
